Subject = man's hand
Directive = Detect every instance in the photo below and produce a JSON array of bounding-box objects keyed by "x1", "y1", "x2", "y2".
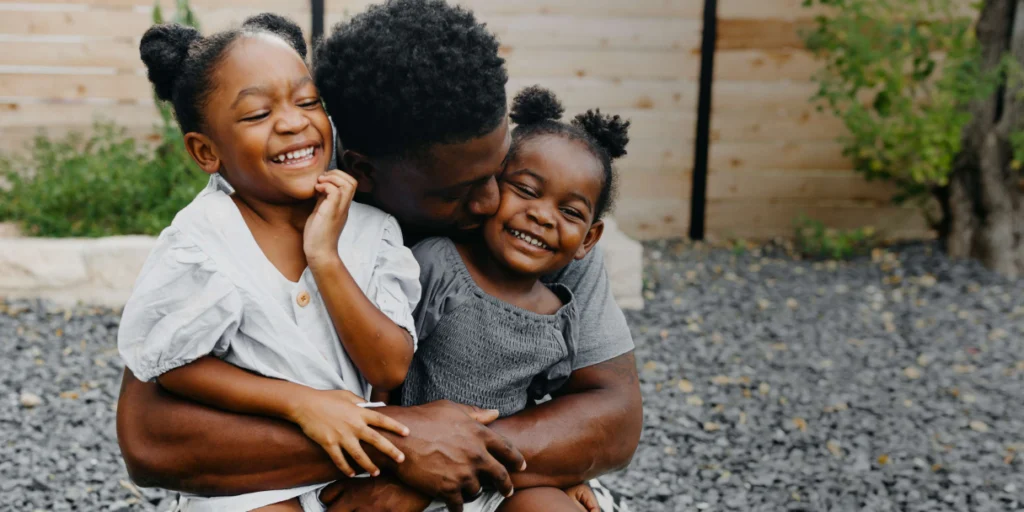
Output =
[
  {"x1": 381, "y1": 401, "x2": 526, "y2": 512},
  {"x1": 320, "y1": 476, "x2": 432, "y2": 512}
]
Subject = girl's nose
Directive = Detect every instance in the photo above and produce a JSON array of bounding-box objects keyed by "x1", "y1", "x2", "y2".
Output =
[
  {"x1": 276, "y1": 107, "x2": 310, "y2": 134},
  {"x1": 527, "y1": 204, "x2": 556, "y2": 228},
  {"x1": 467, "y1": 176, "x2": 500, "y2": 217}
]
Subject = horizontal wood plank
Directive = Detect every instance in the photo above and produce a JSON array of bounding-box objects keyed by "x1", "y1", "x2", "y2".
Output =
[
  {"x1": 705, "y1": 200, "x2": 929, "y2": 240},
  {"x1": 0, "y1": 8, "x2": 310, "y2": 38},
  {"x1": 14, "y1": 0, "x2": 707, "y2": 18},
  {"x1": 718, "y1": 19, "x2": 813, "y2": 51},
  {"x1": 714, "y1": 49, "x2": 820, "y2": 82},
  {"x1": 717, "y1": 0, "x2": 976, "y2": 21},
  {"x1": 0, "y1": 76, "x2": 696, "y2": 110},
  {"x1": 710, "y1": 141, "x2": 851, "y2": 171},
  {"x1": 711, "y1": 109, "x2": 846, "y2": 142},
  {"x1": 712, "y1": 80, "x2": 820, "y2": 112},
  {"x1": 0, "y1": 73, "x2": 152, "y2": 100},
  {"x1": 505, "y1": 49, "x2": 696, "y2": 80},
  {"x1": 707, "y1": 169, "x2": 896, "y2": 202},
  {"x1": 509, "y1": 78, "x2": 698, "y2": 111},
  {"x1": 615, "y1": 198, "x2": 691, "y2": 240}
]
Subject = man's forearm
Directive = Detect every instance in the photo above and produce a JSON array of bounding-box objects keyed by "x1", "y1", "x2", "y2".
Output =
[
  {"x1": 117, "y1": 370, "x2": 344, "y2": 495},
  {"x1": 488, "y1": 352, "x2": 643, "y2": 489}
]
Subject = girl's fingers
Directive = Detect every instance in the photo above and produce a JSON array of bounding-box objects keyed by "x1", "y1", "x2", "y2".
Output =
[
  {"x1": 358, "y1": 426, "x2": 406, "y2": 464},
  {"x1": 362, "y1": 409, "x2": 410, "y2": 437},
  {"x1": 326, "y1": 444, "x2": 356, "y2": 478},
  {"x1": 319, "y1": 171, "x2": 358, "y2": 191},
  {"x1": 341, "y1": 436, "x2": 381, "y2": 477}
]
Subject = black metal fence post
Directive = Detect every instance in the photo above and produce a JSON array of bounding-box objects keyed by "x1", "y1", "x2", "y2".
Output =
[
  {"x1": 689, "y1": 0, "x2": 718, "y2": 241},
  {"x1": 311, "y1": 0, "x2": 325, "y2": 44}
]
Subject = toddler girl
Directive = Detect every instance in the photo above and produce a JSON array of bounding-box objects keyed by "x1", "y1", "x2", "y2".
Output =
[
  {"x1": 402, "y1": 86, "x2": 630, "y2": 512},
  {"x1": 118, "y1": 15, "x2": 419, "y2": 511}
]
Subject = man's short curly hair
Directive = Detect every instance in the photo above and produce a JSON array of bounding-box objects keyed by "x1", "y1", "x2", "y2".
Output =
[{"x1": 313, "y1": 0, "x2": 508, "y2": 159}]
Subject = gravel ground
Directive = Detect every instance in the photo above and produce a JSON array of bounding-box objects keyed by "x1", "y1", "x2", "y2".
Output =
[
  {"x1": 605, "y1": 240, "x2": 1024, "y2": 511},
  {"x1": 2, "y1": 240, "x2": 1023, "y2": 511}
]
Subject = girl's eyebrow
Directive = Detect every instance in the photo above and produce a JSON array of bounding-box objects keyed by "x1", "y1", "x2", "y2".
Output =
[
  {"x1": 569, "y1": 191, "x2": 593, "y2": 211},
  {"x1": 230, "y1": 77, "x2": 314, "y2": 108},
  {"x1": 231, "y1": 85, "x2": 272, "y2": 108}
]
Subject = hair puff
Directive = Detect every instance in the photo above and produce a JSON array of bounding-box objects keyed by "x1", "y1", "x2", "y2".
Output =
[
  {"x1": 572, "y1": 110, "x2": 630, "y2": 159},
  {"x1": 509, "y1": 85, "x2": 564, "y2": 126},
  {"x1": 243, "y1": 13, "x2": 307, "y2": 59},
  {"x1": 139, "y1": 23, "x2": 202, "y2": 102}
]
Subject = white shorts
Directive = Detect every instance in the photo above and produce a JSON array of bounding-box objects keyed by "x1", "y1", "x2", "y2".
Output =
[
  {"x1": 425, "y1": 491, "x2": 505, "y2": 512},
  {"x1": 174, "y1": 485, "x2": 328, "y2": 512}
]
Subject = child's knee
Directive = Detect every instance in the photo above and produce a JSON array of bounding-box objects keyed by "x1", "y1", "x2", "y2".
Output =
[{"x1": 497, "y1": 487, "x2": 580, "y2": 512}]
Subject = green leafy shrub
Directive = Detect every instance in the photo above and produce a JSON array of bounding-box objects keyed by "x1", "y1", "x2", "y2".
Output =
[
  {"x1": 793, "y1": 215, "x2": 877, "y2": 260},
  {"x1": 802, "y1": 0, "x2": 1007, "y2": 205},
  {"x1": 0, "y1": 0, "x2": 206, "y2": 238},
  {"x1": 0, "y1": 122, "x2": 207, "y2": 237}
]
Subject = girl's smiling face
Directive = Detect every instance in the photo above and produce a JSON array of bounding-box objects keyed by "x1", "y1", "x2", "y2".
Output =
[
  {"x1": 184, "y1": 34, "x2": 332, "y2": 204},
  {"x1": 482, "y1": 135, "x2": 606, "y2": 277}
]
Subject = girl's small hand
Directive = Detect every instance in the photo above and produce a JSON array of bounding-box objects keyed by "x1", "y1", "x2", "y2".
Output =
[
  {"x1": 565, "y1": 483, "x2": 600, "y2": 512},
  {"x1": 303, "y1": 170, "x2": 359, "y2": 267},
  {"x1": 290, "y1": 389, "x2": 410, "y2": 478}
]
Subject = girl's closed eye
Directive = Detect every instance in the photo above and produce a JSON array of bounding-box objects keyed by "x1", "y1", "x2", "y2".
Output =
[
  {"x1": 560, "y1": 206, "x2": 585, "y2": 221},
  {"x1": 512, "y1": 182, "x2": 539, "y2": 198},
  {"x1": 241, "y1": 110, "x2": 270, "y2": 122}
]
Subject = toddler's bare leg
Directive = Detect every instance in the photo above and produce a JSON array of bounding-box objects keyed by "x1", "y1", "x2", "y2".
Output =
[{"x1": 497, "y1": 487, "x2": 584, "y2": 512}]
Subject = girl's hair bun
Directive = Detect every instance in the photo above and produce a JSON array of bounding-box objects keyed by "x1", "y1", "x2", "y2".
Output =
[
  {"x1": 510, "y1": 85, "x2": 565, "y2": 126},
  {"x1": 140, "y1": 23, "x2": 202, "y2": 102},
  {"x1": 243, "y1": 13, "x2": 307, "y2": 59},
  {"x1": 572, "y1": 109, "x2": 630, "y2": 159}
]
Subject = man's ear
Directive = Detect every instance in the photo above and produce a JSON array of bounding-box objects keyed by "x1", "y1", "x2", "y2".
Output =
[
  {"x1": 340, "y1": 149, "x2": 377, "y2": 194},
  {"x1": 574, "y1": 220, "x2": 605, "y2": 260},
  {"x1": 184, "y1": 132, "x2": 221, "y2": 175}
]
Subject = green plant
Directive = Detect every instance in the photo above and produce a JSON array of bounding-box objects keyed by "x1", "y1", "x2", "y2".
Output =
[
  {"x1": 802, "y1": 0, "x2": 1011, "y2": 204},
  {"x1": 0, "y1": 122, "x2": 207, "y2": 237},
  {"x1": 0, "y1": 0, "x2": 207, "y2": 238},
  {"x1": 793, "y1": 215, "x2": 877, "y2": 260}
]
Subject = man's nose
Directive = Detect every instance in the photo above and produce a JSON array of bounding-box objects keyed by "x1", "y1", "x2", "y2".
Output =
[{"x1": 467, "y1": 176, "x2": 500, "y2": 217}]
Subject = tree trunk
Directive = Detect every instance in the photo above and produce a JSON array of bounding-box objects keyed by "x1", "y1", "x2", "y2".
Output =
[{"x1": 944, "y1": 0, "x2": 1024, "y2": 278}]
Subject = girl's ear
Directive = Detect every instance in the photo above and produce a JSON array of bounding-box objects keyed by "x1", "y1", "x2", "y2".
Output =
[
  {"x1": 574, "y1": 220, "x2": 605, "y2": 260},
  {"x1": 340, "y1": 149, "x2": 376, "y2": 194},
  {"x1": 184, "y1": 132, "x2": 221, "y2": 175}
]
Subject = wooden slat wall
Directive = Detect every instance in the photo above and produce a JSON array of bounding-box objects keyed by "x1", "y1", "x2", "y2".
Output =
[
  {"x1": 704, "y1": 0, "x2": 963, "y2": 240},
  {"x1": 1, "y1": 0, "x2": 969, "y2": 241},
  {"x1": 0, "y1": 0, "x2": 699, "y2": 240}
]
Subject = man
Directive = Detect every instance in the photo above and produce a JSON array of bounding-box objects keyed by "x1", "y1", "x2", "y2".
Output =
[{"x1": 115, "y1": 1, "x2": 642, "y2": 510}]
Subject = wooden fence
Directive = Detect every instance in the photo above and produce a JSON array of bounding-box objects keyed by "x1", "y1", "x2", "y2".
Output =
[{"x1": 0, "y1": 0, "x2": 948, "y2": 240}]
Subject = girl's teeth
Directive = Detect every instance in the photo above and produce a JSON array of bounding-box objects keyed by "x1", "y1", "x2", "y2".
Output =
[{"x1": 274, "y1": 147, "x2": 316, "y2": 163}]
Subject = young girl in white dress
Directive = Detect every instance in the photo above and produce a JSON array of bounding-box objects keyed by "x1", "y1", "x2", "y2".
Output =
[{"x1": 118, "y1": 14, "x2": 420, "y2": 511}]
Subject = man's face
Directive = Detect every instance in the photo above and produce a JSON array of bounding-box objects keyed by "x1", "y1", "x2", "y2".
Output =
[{"x1": 367, "y1": 119, "x2": 512, "y2": 240}]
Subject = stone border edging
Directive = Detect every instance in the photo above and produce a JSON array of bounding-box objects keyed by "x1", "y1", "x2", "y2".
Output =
[{"x1": 0, "y1": 219, "x2": 644, "y2": 310}]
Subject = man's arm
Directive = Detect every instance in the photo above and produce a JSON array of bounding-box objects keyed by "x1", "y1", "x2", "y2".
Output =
[
  {"x1": 488, "y1": 352, "x2": 642, "y2": 489},
  {"x1": 117, "y1": 369, "x2": 340, "y2": 495},
  {"x1": 117, "y1": 370, "x2": 524, "y2": 499}
]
